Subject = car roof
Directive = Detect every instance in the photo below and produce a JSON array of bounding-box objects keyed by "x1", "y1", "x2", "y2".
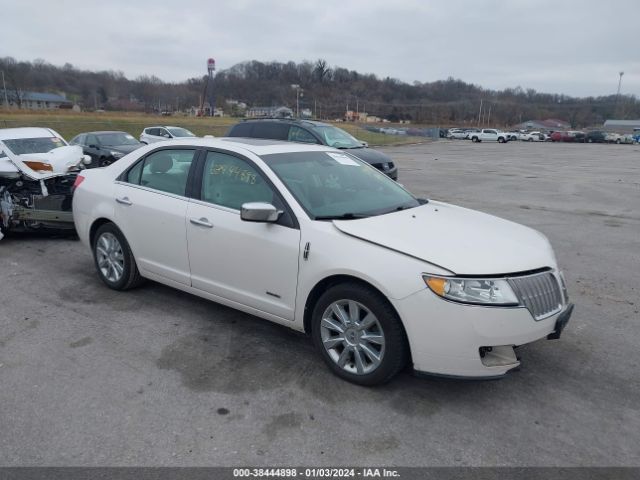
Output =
[
  {"x1": 142, "y1": 136, "x2": 337, "y2": 157},
  {"x1": 0, "y1": 127, "x2": 60, "y2": 140},
  {"x1": 241, "y1": 118, "x2": 331, "y2": 128},
  {"x1": 145, "y1": 126, "x2": 187, "y2": 129},
  {"x1": 78, "y1": 131, "x2": 131, "y2": 136}
]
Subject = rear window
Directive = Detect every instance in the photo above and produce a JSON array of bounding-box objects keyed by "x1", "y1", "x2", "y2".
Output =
[
  {"x1": 251, "y1": 122, "x2": 289, "y2": 140},
  {"x1": 228, "y1": 123, "x2": 253, "y2": 137}
]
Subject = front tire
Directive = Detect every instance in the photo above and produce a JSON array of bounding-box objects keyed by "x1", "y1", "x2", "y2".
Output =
[
  {"x1": 472, "y1": 136, "x2": 479, "y2": 142},
  {"x1": 311, "y1": 282, "x2": 408, "y2": 386},
  {"x1": 92, "y1": 223, "x2": 143, "y2": 290},
  {"x1": 98, "y1": 156, "x2": 113, "y2": 168}
]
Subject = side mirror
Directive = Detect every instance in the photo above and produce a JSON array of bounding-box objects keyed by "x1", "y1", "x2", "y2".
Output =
[
  {"x1": 89, "y1": 144, "x2": 99, "y2": 149},
  {"x1": 240, "y1": 202, "x2": 282, "y2": 223},
  {"x1": 360, "y1": 141, "x2": 369, "y2": 147}
]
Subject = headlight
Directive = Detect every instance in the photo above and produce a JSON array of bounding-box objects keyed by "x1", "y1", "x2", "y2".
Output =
[
  {"x1": 110, "y1": 151, "x2": 124, "y2": 158},
  {"x1": 423, "y1": 275, "x2": 519, "y2": 306}
]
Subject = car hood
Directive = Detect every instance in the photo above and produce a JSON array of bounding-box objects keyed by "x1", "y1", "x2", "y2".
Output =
[
  {"x1": 342, "y1": 147, "x2": 392, "y2": 166},
  {"x1": 332, "y1": 201, "x2": 556, "y2": 275},
  {"x1": 1, "y1": 145, "x2": 88, "y2": 180},
  {"x1": 107, "y1": 143, "x2": 143, "y2": 154}
]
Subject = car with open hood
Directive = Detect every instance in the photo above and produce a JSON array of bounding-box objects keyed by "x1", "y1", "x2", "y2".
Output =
[
  {"x1": 72, "y1": 137, "x2": 573, "y2": 385},
  {"x1": 0, "y1": 127, "x2": 90, "y2": 239}
]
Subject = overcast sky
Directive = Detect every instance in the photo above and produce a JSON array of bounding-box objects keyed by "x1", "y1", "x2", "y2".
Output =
[{"x1": 3, "y1": 0, "x2": 639, "y2": 98}]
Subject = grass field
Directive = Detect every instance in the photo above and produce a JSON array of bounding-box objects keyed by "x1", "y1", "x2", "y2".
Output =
[{"x1": 0, "y1": 110, "x2": 427, "y2": 146}]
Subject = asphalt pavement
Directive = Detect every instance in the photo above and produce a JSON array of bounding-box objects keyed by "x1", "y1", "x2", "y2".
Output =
[{"x1": 0, "y1": 140, "x2": 638, "y2": 466}]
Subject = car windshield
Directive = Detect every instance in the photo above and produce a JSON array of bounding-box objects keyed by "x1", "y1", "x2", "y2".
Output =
[
  {"x1": 263, "y1": 151, "x2": 419, "y2": 219},
  {"x1": 97, "y1": 132, "x2": 140, "y2": 146},
  {"x1": 1, "y1": 136, "x2": 66, "y2": 155},
  {"x1": 311, "y1": 125, "x2": 362, "y2": 149},
  {"x1": 167, "y1": 127, "x2": 196, "y2": 137}
]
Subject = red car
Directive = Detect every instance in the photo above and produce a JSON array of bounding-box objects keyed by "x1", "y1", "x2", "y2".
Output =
[{"x1": 550, "y1": 131, "x2": 585, "y2": 143}]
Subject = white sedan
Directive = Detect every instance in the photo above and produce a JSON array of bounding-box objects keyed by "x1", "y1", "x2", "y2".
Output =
[
  {"x1": 519, "y1": 131, "x2": 545, "y2": 142},
  {"x1": 73, "y1": 138, "x2": 573, "y2": 385}
]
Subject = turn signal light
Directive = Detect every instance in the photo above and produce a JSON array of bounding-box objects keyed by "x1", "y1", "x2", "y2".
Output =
[
  {"x1": 425, "y1": 276, "x2": 447, "y2": 296},
  {"x1": 23, "y1": 160, "x2": 54, "y2": 172}
]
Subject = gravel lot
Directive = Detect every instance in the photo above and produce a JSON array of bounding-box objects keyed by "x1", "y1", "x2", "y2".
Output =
[{"x1": 0, "y1": 140, "x2": 638, "y2": 466}]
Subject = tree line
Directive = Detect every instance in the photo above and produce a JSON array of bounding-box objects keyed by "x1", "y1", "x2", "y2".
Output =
[{"x1": 1, "y1": 56, "x2": 638, "y2": 127}]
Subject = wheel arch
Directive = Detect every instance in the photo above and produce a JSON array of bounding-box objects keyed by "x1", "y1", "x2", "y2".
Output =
[
  {"x1": 303, "y1": 274, "x2": 405, "y2": 338},
  {"x1": 89, "y1": 217, "x2": 117, "y2": 247}
]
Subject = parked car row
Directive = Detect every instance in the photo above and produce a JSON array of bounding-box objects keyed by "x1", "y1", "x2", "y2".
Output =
[
  {"x1": 68, "y1": 126, "x2": 197, "y2": 167},
  {"x1": 1, "y1": 122, "x2": 574, "y2": 386},
  {"x1": 447, "y1": 127, "x2": 638, "y2": 144},
  {"x1": 549, "y1": 130, "x2": 637, "y2": 144}
]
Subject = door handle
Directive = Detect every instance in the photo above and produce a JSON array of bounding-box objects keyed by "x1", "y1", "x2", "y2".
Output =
[
  {"x1": 190, "y1": 217, "x2": 214, "y2": 228},
  {"x1": 116, "y1": 196, "x2": 132, "y2": 206}
]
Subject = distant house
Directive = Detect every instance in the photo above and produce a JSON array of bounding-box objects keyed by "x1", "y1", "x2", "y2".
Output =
[
  {"x1": 603, "y1": 119, "x2": 640, "y2": 132},
  {"x1": 246, "y1": 106, "x2": 293, "y2": 118},
  {"x1": 515, "y1": 118, "x2": 570, "y2": 130},
  {"x1": 345, "y1": 110, "x2": 368, "y2": 122},
  {"x1": 5, "y1": 91, "x2": 72, "y2": 110}
]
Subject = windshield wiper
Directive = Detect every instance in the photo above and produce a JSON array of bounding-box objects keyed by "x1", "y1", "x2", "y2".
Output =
[{"x1": 314, "y1": 213, "x2": 370, "y2": 221}]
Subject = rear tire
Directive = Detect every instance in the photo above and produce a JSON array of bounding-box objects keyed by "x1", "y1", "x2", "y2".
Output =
[
  {"x1": 311, "y1": 282, "x2": 408, "y2": 386},
  {"x1": 472, "y1": 137, "x2": 479, "y2": 142},
  {"x1": 92, "y1": 223, "x2": 144, "y2": 291}
]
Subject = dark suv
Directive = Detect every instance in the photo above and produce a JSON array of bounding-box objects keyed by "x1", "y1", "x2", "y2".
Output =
[{"x1": 227, "y1": 119, "x2": 398, "y2": 180}]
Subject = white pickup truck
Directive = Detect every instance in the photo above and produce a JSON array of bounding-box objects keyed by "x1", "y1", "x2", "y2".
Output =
[{"x1": 469, "y1": 129, "x2": 510, "y2": 143}]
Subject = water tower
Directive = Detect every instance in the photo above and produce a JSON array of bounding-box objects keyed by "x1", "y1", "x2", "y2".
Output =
[{"x1": 200, "y1": 58, "x2": 216, "y2": 116}]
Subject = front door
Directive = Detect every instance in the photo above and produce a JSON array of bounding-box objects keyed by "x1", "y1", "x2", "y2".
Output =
[
  {"x1": 114, "y1": 148, "x2": 198, "y2": 285},
  {"x1": 186, "y1": 150, "x2": 301, "y2": 320}
]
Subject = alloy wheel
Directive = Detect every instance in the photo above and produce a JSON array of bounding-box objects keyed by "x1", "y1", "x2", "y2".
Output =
[
  {"x1": 320, "y1": 299, "x2": 386, "y2": 375},
  {"x1": 96, "y1": 232, "x2": 125, "y2": 283}
]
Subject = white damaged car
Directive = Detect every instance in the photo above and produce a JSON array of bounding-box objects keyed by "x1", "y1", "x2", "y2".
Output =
[
  {"x1": 0, "y1": 127, "x2": 91, "y2": 239},
  {"x1": 73, "y1": 138, "x2": 573, "y2": 385}
]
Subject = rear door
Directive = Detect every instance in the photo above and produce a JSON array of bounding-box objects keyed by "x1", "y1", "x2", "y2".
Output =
[
  {"x1": 186, "y1": 149, "x2": 301, "y2": 320},
  {"x1": 114, "y1": 147, "x2": 199, "y2": 285}
]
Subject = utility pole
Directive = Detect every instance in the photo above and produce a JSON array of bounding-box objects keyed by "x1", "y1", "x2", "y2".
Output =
[
  {"x1": 487, "y1": 103, "x2": 492, "y2": 126},
  {"x1": 207, "y1": 58, "x2": 216, "y2": 116},
  {"x1": 291, "y1": 84, "x2": 302, "y2": 117},
  {"x1": 477, "y1": 99, "x2": 483, "y2": 127},
  {"x1": 615, "y1": 71, "x2": 624, "y2": 117}
]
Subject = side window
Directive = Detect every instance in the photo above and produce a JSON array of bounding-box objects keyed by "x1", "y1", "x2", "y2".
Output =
[
  {"x1": 159, "y1": 128, "x2": 171, "y2": 138},
  {"x1": 135, "y1": 149, "x2": 196, "y2": 196},
  {"x1": 126, "y1": 159, "x2": 144, "y2": 184},
  {"x1": 201, "y1": 151, "x2": 275, "y2": 210},
  {"x1": 86, "y1": 134, "x2": 99, "y2": 146},
  {"x1": 252, "y1": 122, "x2": 289, "y2": 140},
  {"x1": 288, "y1": 126, "x2": 318, "y2": 144},
  {"x1": 148, "y1": 128, "x2": 159, "y2": 136}
]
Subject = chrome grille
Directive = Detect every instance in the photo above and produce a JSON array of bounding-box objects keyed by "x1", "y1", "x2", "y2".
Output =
[{"x1": 508, "y1": 272, "x2": 563, "y2": 320}]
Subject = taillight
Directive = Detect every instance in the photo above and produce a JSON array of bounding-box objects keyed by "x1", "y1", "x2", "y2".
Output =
[{"x1": 72, "y1": 175, "x2": 85, "y2": 192}]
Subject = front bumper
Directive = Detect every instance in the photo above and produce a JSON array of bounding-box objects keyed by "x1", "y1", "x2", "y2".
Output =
[{"x1": 392, "y1": 287, "x2": 573, "y2": 378}]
